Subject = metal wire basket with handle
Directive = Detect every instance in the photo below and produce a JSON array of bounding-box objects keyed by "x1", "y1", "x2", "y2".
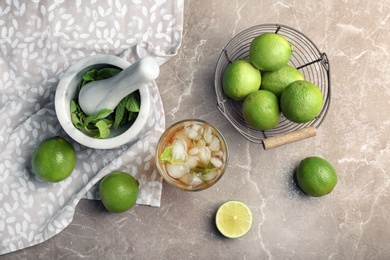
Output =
[{"x1": 214, "y1": 24, "x2": 331, "y2": 149}]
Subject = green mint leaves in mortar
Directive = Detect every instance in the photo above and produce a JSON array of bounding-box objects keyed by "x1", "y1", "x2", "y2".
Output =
[{"x1": 71, "y1": 67, "x2": 141, "y2": 139}]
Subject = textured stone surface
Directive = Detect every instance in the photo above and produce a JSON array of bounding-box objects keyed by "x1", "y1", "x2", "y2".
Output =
[{"x1": 5, "y1": 0, "x2": 390, "y2": 259}]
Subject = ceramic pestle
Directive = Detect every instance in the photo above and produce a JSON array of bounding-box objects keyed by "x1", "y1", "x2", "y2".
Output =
[{"x1": 78, "y1": 56, "x2": 160, "y2": 116}]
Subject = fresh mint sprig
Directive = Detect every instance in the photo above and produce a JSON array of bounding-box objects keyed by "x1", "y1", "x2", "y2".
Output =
[{"x1": 70, "y1": 67, "x2": 141, "y2": 139}]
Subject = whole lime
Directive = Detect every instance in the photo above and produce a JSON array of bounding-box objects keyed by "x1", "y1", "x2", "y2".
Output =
[
  {"x1": 249, "y1": 33, "x2": 292, "y2": 71},
  {"x1": 280, "y1": 80, "x2": 323, "y2": 123},
  {"x1": 222, "y1": 59, "x2": 261, "y2": 101},
  {"x1": 99, "y1": 171, "x2": 139, "y2": 213},
  {"x1": 261, "y1": 65, "x2": 304, "y2": 97},
  {"x1": 242, "y1": 90, "x2": 280, "y2": 130},
  {"x1": 296, "y1": 156, "x2": 337, "y2": 197},
  {"x1": 31, "y1": 136, "x2": 76, "y2": 182}
]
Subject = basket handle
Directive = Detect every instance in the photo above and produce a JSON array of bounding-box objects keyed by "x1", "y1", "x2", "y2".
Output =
[{"x1": 262, "y1": 126, "x2": 317, "y2": 150}]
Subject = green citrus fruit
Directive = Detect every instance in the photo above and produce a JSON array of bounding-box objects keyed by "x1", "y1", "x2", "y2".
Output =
[
  {"x1": 99, "y1": 171, "x2": 139, "y2": 213},
  {"x1": 242, "y1": 90, "x2": 280, "y2": 130},
  {"x1": 31, "y1": 136, "x2": 76, "y2": 182},
  {"x1": 222, "y1": 59, "x2": 261, "y2": 101},
  {"x1": 261, "y1": 65, "x2": 304, "y2": 97},
  {"x1": 249, "y1": 33, "x2": 292, "y2": 71},
  {"x1": 280, "y1": 80, "x2": 323, "y2": 123},
  {"x1": 296, "y1": 156, "x2": 337, "y2": 197},
  {"x1": 215, "y1": 200, "x2": 252, "y2": 238}
]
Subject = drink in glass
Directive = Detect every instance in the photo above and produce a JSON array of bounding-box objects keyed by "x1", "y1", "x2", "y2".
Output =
[{"x1": 155, "y1": 119, "x2": 228, "y2": 191}]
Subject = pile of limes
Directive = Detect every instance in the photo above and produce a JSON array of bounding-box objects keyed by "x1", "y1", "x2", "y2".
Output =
[{"x1": 222, "y1": 32, "x2": 323, "y2": 130}]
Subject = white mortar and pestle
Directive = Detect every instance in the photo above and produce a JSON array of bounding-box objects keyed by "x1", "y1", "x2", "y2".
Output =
[{"x1": 55, "y1": 55, "x2": 160, "y2": 149}]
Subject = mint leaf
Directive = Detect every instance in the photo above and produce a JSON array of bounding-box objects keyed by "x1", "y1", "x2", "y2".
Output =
[
  {"x1": 83, "y1": 69, "x2": 97, "y2": 81},
  {"x1": 125, "y1": 93, "x2": 140, "y2": 112},
  {"x1": 194, "y1": 164, "x2": 215, "y2": 174},
  {"x1": 94, "y1": 108, "x2": 114, "y2": 119},
  {"x1": 71, "y1": 99, "x2": 84, "y2": 128},
  {"x1": 70, "y1": 99, "x2": 78, "y2": 113},
  {"x1": 128, "y1": 111, "x2": 137, "y2": 121},
  {"x1": 160, "y1": 146, "x2": 173, "y2": 163},
  {"x1": 97, "y1": 68, "x2": 121, "y2": 80},
  {"x1": 113, "y1": 93, "x2": 140, "y2": 128},
  {"x1": 81, "y1": 108, "x2": 114, "y2": 128},
  {"x1": 113, "y1": 100, "x2": 126, "y2": 129},
  {"x1": 94, "y1": 120, "x2": 110, "y2": 139},
  {"x1": 71, "y1": 113, "x2": 81, "y2": 127}
]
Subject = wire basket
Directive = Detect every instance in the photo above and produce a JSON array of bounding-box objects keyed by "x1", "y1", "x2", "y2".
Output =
[{"x1": 214, "y1": 24, "x2": 331, "y2": 143}]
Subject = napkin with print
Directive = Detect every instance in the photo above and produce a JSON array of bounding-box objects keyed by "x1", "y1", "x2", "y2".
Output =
[{"x1": 0, "y1": 0, "x2": 183, "y2": 255}]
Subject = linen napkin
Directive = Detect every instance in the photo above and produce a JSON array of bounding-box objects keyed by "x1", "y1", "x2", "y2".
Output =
[{"x1": 0, "y1": 0, "x2": 183, "y2": 255}]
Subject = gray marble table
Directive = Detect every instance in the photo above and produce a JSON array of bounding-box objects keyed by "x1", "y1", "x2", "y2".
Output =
[{"x1": 5, "y1": 0, "x2": 390, "y2": 259}]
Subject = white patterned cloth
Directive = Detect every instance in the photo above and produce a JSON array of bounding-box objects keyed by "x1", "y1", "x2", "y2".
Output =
[{"x1": 0, "y1": 0, "x2": 183, "y2": 255}]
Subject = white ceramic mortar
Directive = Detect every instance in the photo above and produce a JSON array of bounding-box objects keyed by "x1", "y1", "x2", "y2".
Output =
[{"x1": 55, "y1": 55, "x2": 152, "y2": 149}]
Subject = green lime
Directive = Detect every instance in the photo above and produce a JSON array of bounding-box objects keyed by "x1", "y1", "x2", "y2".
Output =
[
  {"x1": 242, "y1": 90, "x2": 280, "y2": 130},
  {"x1": 99, "y1": 171, "x2": 139, "y2": 213},
  {"x1": 280, "y1": 80, "x2": 323, "y2": 123},
  {"x1": 222, "y1": 59, "x2": 261, "y2": 101},
  {"x1": 249, "y1": 33, "x2": 292, "y2": 71},
  {"x1": 297, "y1": 156, "x2": 337, "y2": 197},
  {"x1": 215, "y1": 200, "x2": 252, "y2": 239},
  {"x1": 261, "y1": 65, "x2": 304, "y2": 97},
  {"x1": 31, "y1": 136, "x2": 76, "y2": 182}
]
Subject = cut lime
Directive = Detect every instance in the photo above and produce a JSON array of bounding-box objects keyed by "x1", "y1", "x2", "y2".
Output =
[{"x1": 215, "y1": 200, "x2": 253, "y2": 238}]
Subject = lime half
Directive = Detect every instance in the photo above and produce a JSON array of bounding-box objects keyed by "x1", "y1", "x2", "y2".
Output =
[{"x1": 215, "y1": 201, "x2": 253, "y2": 238}]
